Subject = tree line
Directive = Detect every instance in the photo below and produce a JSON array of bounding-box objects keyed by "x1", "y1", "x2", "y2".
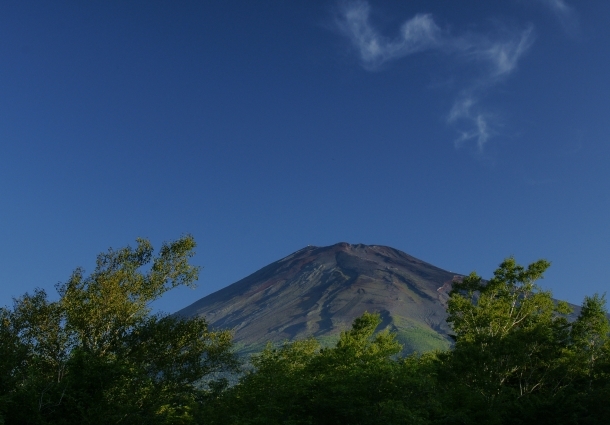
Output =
[{"x1": 1, "y1": 237, "x2": 608, "y2": 424}]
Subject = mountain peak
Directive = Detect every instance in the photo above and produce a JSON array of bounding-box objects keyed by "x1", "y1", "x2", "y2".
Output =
[{"x1": 177, "y1": 243, "x2": 459, "y2": 354}]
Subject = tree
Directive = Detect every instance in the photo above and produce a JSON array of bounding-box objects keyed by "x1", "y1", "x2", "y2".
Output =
[
  {"x1": 0, "y1": 236, "x2": 237, "y2": 424},
  {"x1": 203, "y1": 255, "x2": 610, "y2": 425},
  {"x1": 205, "y1": 312, "x2": 438, "y2": 425},
  {"x1": 552, "y1": 293, "x2": 610, "y2": 424},
  {"x1": 440, "y1": 257, "x2": 610, "y2": 425},
  {"x1": 446, "y1": 258, "x2": 570, "y2": 393},
  {"x1": 569, "y1": 294, "x2": 610, "y2": 383}
]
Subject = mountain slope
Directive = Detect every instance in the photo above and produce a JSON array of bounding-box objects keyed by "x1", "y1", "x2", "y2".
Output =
[{"x1": 177, "y1": 243, "x2": 462, "y2": 354}]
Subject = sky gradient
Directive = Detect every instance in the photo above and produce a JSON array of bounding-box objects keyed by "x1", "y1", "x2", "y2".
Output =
[{"x1": 1, "y1": 0, "x2": 609, "y2": 314}]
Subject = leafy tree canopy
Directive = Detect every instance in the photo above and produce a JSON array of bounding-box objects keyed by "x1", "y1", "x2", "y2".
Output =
[
  {"x1": 0, "y1": 236, "x2": 237, "y2": 425},
  {"x1": 3, "y1": 247, "x2": 609, "y2": 425},
  {"x1": 206, "y1": 257, "x2": 610, "y2": 425}
]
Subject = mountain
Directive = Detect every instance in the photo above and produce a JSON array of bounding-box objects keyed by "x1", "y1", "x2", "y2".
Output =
[{"x1": 176, "y1": 242, "x2": 464, "y2": 355}]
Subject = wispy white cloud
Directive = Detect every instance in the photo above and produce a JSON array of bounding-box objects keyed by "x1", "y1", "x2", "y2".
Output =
[
  {"x1": 446, "y1": 27, "x2": 533, "y2": 151},
  {"x1": 448, "y1": 97, "x2": 476, "y2": 123},
  {"x1": 531, "y1": 0, "x2": 578, "y2": 34},
  {"x1": 448, "y1": 97, "x2": 492, "y2": 151},
  {"x1": 458, "y1": 115, "x2": 490, "y2": 151},
  {"x1": 466, "y1": 26, "x2": 534, "y2": 79},
  {"x1": 537, "y1": 0, "x2": 572, "y2": 17},
  {"x1": 335, "y1": 1, "x2": 535, "y2": 152},
  {"x1": 336, "y1": 1, "x2": 440, "y2": 69}
]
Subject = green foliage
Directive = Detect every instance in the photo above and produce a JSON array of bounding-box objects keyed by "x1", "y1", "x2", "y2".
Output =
[
  {"x1": 439, "y1": 257, "x2": 610, "y2": 424},
  {"x1": 3, "y1": 247, "x2": 609, "y2": 424},
  {"x1": 207, "y1": 256, "x2": 610, "y2": 425},
  {"x1": 204, "y1": 312, "x2": 440, "y2": 425},
  {"x1": 392, "y1": 317, "x2": 451, "y2": 354},
  {"x1": 445, "y1": 258, "x2": 571, "y2": 399},
  {"x1": 569, "y1": 294, "x2": 610, "y2": 378},
  {"x1": 0, "y1": 236, "x2": 237, "y2": 424}
]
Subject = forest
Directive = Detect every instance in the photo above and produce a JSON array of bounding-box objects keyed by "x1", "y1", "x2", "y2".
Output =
[{"x1": 1, "y1": 236, "x2": 608, "y2": 424}]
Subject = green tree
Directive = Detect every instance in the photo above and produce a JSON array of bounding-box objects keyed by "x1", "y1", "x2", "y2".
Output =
[
  {"x1": 0, "y1": 236, "x2": 237, "y2": 424},
  {"x1": 306, "y1": 313, "x2": 406, "y2": 424},
  {"x1": 569, "y1": 294, "x2": 610, "y2": 383},
  {"x1": 549, "y1": 293, "x2": 610, "y2": 424},
  {"x1": 440, "y1": 257, "x2": 610, "y2": 425},
  {"x1": 446, "y1": 259, "x2": 570, "y2": 391},
  {"x1": 206, "y1": 312, "x2": 437, "y2": 425}
]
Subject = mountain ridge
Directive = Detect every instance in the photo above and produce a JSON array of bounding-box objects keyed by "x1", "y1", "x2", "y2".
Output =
[
  {"x1": 177, "y1": 242, "x2": 462, "y2": 354},
  {"x1": 177, "y1": 243, "x2": 594, "y2": 355}
]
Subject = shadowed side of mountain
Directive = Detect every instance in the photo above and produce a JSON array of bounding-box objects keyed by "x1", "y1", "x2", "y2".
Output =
[{"x1": 177, "y1": 243, "x2": 461, "y2": 355}]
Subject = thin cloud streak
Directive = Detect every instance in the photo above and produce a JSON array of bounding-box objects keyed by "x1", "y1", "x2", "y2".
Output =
[
  {"x1": 469, "y1": 26, "x2": 534, "y2": 79},
  {"x1": 336, "y1": 1, "x2": 440, "y2": 69},
  {"x1": 537, "y1": 0, "x2": 572, "y2": 16},
  {"x1": 447, "y1": 27, "x2": 533, "y2": 151},
  {"x1": 532, "y1": 0, "x2": 578, "y2": 34},
  {"x1": 336, "y1": 1, "x2": 535, "y2": 152},
  {"x1": 449, "y1": 97, "x2": 491, "y2": 151}
]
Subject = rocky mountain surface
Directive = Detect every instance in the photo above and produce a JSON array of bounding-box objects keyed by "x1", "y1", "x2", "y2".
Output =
[{"x1": 177, "y1": 243, "x2": 464, "y2": 354}]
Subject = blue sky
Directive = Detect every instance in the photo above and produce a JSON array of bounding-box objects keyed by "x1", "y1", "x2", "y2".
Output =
[{"x1": 1, "y1": 0, "x2": 609, "y2": 314}]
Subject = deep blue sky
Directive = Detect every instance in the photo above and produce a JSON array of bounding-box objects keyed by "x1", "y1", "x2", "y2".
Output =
[{"x1": 1, "y1": 0, "x2": 608, "y2": 313}]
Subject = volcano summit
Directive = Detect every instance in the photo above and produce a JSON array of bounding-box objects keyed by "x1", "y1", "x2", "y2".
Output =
[{"x1": 177, "y1": 243, "x2": 463, "y2": 354}]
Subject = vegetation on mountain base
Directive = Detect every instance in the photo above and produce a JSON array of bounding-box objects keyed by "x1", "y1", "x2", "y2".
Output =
[
  {"x1": 203, "y1": 257, "x2": 610, "y2": 425},
  {"x1": 1, "y1": 237, "x2": 609, "y2": 424}
]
